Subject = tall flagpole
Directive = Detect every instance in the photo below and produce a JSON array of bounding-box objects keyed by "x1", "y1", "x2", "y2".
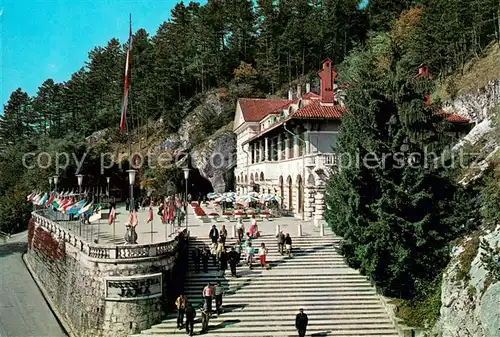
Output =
[{"x1": 127, "y1": 13, "x2": 133, "y2": 173}]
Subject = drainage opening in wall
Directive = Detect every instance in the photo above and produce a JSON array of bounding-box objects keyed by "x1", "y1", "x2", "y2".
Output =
[{"x1": 130, "y1": 322, "x2": 133, "y2": 329}]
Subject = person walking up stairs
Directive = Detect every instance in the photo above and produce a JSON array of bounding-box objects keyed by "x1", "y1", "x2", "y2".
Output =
[{"x1": 132, "y1": 232, "x2": 401, "y2": 337}]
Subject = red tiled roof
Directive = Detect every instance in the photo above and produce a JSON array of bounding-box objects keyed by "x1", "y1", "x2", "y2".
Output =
[
  {"x1": 301, "y1": 92, "x2": 320, "y2": 99},
  {"x1": 444, "y1": 113, "x2": 469, "y2": 123},
  {"x1": 293, "y1": 101, "x2": 347, "y2": 119},
  {"x1": 241, "y1": 103, "x2": 469, "y2": 145},
  {"x1": 238, "y1": 98, "x2": 294, "y2": 122},
  {"x1": 242, "y1": 102, "x2": 345, "y2": 145},
  {"x1": 436, "y1": 109, "x2": 469, "y2": 123}
]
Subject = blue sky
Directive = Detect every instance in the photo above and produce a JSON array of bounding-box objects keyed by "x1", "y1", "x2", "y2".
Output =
[
  {"x1": 1, "y1": 0, "x2": 201, "y2": 109},
  {"x1": 1, "y1": 0, "x2": 367, "y2": 109}
]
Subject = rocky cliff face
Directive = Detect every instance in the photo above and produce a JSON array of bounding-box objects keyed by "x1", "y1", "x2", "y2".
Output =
[
  {"x1": 156, "y1": 90, "x2": 236, "y2": 193},
  {"x1": 429, "y1": 226, "x2": 500, "y2": 337},
  {"x1": 191, "y1": 131, "x2": 236, "y2": 193},
  {"x1": 442, "y1": 80, "x2": 500, "y2": 123}
]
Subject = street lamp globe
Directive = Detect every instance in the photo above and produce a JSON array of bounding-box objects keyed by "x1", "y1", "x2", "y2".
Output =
[
  {"x1": 76, "y1": 174, "x2": 84, "y2": 187},
  {"x1": 53, "y1": 176, "x2": 59, "y2": 185},
  {"x1": 106, "y1": 176, "x2": 110, "y2": 184},
  {"x1": 127, "y1": 170, "x2": 136, "y2": 185},
  {"x1": 49, "y1": 177, "x2": 52, "y2": 185},
  {"x1": 183, "y1": 168, "x2": 190, "y2": 180}
]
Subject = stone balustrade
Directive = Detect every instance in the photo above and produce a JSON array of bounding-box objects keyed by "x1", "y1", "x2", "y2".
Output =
[
  {"x1": 32, "y1": 211, "x2": 182, "y2": 261},
  {"x1": 26, "y1": 210, "x2": 189, "y2": 337}
]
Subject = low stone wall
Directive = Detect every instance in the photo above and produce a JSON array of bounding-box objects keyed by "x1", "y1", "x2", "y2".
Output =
[{"x1": 24, "y1": 212, "x2": 189, "y2": 337}]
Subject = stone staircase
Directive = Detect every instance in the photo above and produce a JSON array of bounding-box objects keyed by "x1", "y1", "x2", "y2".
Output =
[{"x1": 131, "y1": 231, "x2": 400, "y2": 337}]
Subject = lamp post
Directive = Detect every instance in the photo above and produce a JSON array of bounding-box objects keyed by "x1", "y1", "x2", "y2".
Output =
[
  {"x1": 49, "y1": 177, "x2": 52, "y2": 191},
  {"x1": 106, "y1": 176, "x2": 110, "y2": 197},
  {"x1": 76, "y1": 174, "x2": 84, "y2": 196},
  {"x1": 125, "y1": 170, "x2": 137, "y2": 244},
  {"x1": 53, "y1": 176, "x2": 59, "y2": 192},
  {"x1": 127, "y1": 170, "x2": 136, "y2": 213},
  {"x1": 182, "y1": 168, "x2": 190, "y2": 231},
  {"x1": 75, "y1": 174, "x2": 84, "y2": 235}
]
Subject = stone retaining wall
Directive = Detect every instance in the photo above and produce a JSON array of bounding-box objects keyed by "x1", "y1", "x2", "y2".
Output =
[{"x1": 24, "y1": 212, "x2": 188, "y2": 337}]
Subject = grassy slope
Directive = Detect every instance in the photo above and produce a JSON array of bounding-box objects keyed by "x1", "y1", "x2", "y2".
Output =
[{"x1": 435, "y1": 43, "x2": 500, "y2": 101}]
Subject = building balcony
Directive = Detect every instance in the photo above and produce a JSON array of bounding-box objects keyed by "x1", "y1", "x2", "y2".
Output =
[{"x1": 237, "y1": 152, "x2": 337, "y2": 184}]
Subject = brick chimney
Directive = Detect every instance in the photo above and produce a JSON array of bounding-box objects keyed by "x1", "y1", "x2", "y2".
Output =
[
  {"x1": 318, "y1": 59, "x2": 338, "y2": 104},
  {"x1": 417, "y1": 63, "x2": 432, "y2": 105},
  {"x1": 417, "y1": 63, "x2": 430, "y2": 78}
]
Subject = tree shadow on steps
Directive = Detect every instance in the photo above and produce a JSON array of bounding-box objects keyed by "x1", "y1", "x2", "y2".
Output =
[{"x1": 207, "y1": 319, "x2": 242, "y2": 331}]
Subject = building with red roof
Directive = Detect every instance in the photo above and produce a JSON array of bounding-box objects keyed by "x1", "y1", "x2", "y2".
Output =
[{"x1": 233, "y1": 60, "x2": 470, "y2": 222}]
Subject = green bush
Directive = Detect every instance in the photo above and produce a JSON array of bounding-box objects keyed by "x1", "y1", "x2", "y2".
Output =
[{"x1": 395, "y1": 276, "x2": 443, "y2": 328}]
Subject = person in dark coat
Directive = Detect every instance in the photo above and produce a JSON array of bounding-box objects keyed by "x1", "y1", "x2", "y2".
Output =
[
  {"x1": 125, "y1": 198, "x2": 130, "y2": 211},
  {"x1": 285, "y1": 233, "x2": 293, "y2": 257},
  {"x1": 185, "y1": 303, "x2": 196, "y2": 336},
  {"x1": 219, "y1": 248, "x2": 228, "y2": 274},
  {"x1": 192, "y1": 247, "x2": 201, "y2": 273},
  {"x1": 295, "y1": 308, "x2": 308, "y2": 337},
  {"x1": 209, "y1": 225, "x2": 219, "y2": 244},
  {"x1": 201, "y1": 246, "x2": 210, "y2": 273},
  {"x1": 228, "y1": 246, "x2": 240, "y2": 277},
  {"x1": 276, "y1": 230, "x2": 285, "y2": 255}
]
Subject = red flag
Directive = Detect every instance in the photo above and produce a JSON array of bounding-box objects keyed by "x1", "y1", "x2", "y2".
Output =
[
  {"x1": 45, "y1": 193, "x2": 55, "y2": 208},
  {"x1": 129, "y1": 209, "x2": 138, "y2": 227},
  {"x1": 108, "y1": 207, "x2": 116, "y2": 225},
  {"x1": 162, "y1": 198, "x2": 168, "y2": 224},
  {"x1": 147, "y1": 206, "x2": 153, "y2": 223},
  {"x1": 120, "y1": 15, "x2": 133, "y2": 133}
]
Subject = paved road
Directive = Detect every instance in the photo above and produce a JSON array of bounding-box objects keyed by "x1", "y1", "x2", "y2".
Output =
[{"x1": 0, "y1": 231, "x2": 66, "y2": 337}]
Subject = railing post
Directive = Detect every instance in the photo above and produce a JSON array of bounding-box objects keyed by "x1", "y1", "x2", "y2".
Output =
[
  {"x1": 232, "y1": 225, "x2": 236, "y2": 239},
  {"x1": 297, "y1": 224, "x2": 302, "y2": 237},
  {"x1": 276, "y1": 224, "x2": 280, "y2": 236},
  {"x1": 320, "y1": 222, "x2": 324, "y2": 236}
]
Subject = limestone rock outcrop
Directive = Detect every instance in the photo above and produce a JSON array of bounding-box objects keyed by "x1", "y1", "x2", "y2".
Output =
[
  {"x1": 442, "y1": 80, "x2": 500, "y2": 123},
  {"x1": 190, "y1": 131, "x2": 236, "y2": 193},
  {"x1": 429, "y1": 226, "x2": 500, "y2": 337}
]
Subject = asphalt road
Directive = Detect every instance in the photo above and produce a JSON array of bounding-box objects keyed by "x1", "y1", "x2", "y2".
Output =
[{"x1": 0, "y1": 231, "x2": 66, "y2": 337}]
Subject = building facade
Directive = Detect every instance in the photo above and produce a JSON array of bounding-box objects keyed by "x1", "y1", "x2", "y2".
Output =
[{"x1": 233, "y1": 60, "x2": 469, "y2": 223}]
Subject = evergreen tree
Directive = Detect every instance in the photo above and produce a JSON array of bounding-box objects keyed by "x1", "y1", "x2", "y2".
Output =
[
  {"x1": 326, "y1": 37, "x2": 478, "y2": 297},
  {"x1": 0, "y1": 88, "x2": 33, "y2": 143}
]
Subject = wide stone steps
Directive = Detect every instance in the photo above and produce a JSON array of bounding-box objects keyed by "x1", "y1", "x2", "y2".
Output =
[{"x1": 132, "y1": 234, "x2": 399, "y2": 337}]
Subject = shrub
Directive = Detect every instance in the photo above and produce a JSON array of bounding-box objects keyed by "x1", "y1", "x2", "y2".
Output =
[
  {"x1": 394, "y1": 276, "x2": 442, "y2": 328},
  {"x1": 456, "y1": 234, "x2": 481, "y2": 283}
]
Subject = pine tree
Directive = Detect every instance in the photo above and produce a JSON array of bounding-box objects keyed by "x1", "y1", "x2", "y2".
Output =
[{"x1": 326, "y1": 38, "x2": 477, "y2": 298}]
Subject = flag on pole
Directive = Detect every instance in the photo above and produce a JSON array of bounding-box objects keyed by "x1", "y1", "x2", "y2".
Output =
[
  {"x1": 79, "y1": 201, "x2": 93, "y2": 215},
  {"x1": 119, "y1": 15, "x2": 133, "y2": 133},
  {"x1": 108, "y1": 206, "x2": 116, "y2": 225},
  {"x1": 27, "y1": 192, "x2": 35, "y2": 201},
  {"x1": 45, "y1": 193, "x2": 55, "y2": 208},
  {"x1": 162, "y1": 198, "x2": 167, "y2": 224},
  {"x1": 147, "y1": 206, "x2": 153, "y2": 223},
  {"x1": 129, "y1": 209, "x2": 138, "y2": 227},
  {"x1": 37, "y1": 193, "x2": 48, "y2": 206}
]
